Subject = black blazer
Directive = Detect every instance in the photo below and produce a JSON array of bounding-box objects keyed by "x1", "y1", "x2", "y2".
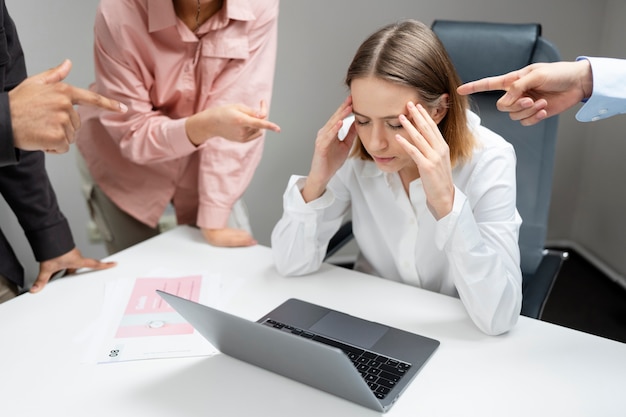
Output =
[{"x1": 0, "y1": 0, "x2": 74, "y2": 288}]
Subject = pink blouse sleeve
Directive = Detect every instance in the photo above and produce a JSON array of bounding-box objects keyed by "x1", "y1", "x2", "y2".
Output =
[{"x1": 196, "y1": 5, "x2": 279, "y2": 229}]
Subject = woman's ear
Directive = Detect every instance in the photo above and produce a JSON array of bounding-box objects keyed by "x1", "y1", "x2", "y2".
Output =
[{"x1": 430, "y1": 93, "x2": 449, "y2": 124}]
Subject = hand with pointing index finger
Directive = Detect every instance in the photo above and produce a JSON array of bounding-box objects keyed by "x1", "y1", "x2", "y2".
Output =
[
  {"x1": 185, "y1": 99, "x2": 281, "y2": 146},
  {"x1": 8, "y1": 59, "x2": 128, "y2": 153},
  {"x1": 457, "y1": 60, "x2": 593, "y2": 126}
]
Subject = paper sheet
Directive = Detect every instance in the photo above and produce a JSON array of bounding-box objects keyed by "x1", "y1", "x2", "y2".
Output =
[{"x1": 80, "y1": 270, "x2": 245, "y2": 364}]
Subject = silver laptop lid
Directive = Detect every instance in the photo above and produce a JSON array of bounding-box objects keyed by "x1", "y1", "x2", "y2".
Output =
[{"x1": 156, "y1": 290, "x2": 385, "y2": 412}]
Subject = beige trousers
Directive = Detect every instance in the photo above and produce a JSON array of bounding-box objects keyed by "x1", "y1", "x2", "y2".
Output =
[
  {"x1": 0, "y1": 275, "x2": 19, "y2": 304},
  {"x1": 76, "y1": 153, "x2": 252, "y2": 255}
]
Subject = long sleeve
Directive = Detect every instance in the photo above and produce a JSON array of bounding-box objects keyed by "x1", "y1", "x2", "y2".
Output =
[
  {"x1": 0, "y1": 0, "x2": 22, "y2": 167},
  {"x1": 197, "y1": 3, "x2": 278, "y2": 229},
  {"x1": 87, "y1": 3, "x2": 197, "y2": 165},
  {"x1": 0, "y1": 92, "x2": 18, "y2": 167},
  {"x1": 0, "y1": 150, "x2": 74, "y2": 259},
  {"x1": 0, "y1": 150, "x2": 75, "y2": 285},
  {"x1": 576, "y1": 57, "x2": 626, "y2": 122},
  {"x1": 0, "y1": 0, "x2": 74, "y2": 287},
  {"x1": 271, "y1": 175, "x2": 351, "y2": 276},
  {"x1": 433, "y1": 146, "x2": 522, "y2": 335}
]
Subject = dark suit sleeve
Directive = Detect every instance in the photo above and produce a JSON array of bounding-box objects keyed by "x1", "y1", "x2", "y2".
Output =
[
  {"x1": 0, "y1": 150, "x2": 75, "y2": 262},
  {"x1": 0, "y1": 92, "x2": 18, "y2": 167},
  {"x1": 0, "y1": 0, "x2": 75, "y2": 264}
]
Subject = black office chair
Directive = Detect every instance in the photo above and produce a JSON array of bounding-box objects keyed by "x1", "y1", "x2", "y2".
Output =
[{"x1": 326, "y1": 20, "x2": 568, "y2": 320}]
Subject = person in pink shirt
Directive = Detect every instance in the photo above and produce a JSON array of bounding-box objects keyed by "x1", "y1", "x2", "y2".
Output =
[{"x1": 76, "y1": 0, "x2": 280, "y2": 253}]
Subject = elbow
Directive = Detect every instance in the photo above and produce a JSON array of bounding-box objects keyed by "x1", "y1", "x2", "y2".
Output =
[
  {"x1": 273, "y1": 253, "x2": 300, "y2": 277},
  {"x1": 271, "y1": 222, "x2": 324, "y2": 277},
  {"x1": 473, "y1": 294, "x2": 522, "y2": 336},
  {"x1": 476, "y1": 313, "x2": 519, "y2": 336},
  {"x1": 272, "y1": 247, "x2": 322, "y2": 277}
]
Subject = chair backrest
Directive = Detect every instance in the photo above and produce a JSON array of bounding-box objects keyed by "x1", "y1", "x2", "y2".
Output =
[{"x1": 432, "y1": 20, "x2": 561, "y2": 275}]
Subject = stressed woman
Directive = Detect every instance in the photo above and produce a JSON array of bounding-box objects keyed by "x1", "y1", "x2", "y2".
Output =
[{"x1": 271, "y1": 20, "x2": 522, "y2": 335}]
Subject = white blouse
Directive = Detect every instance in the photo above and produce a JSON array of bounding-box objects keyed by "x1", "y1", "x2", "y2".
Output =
[{"x1": 271, "y1": 111, "x2": 522, "y2": 335}]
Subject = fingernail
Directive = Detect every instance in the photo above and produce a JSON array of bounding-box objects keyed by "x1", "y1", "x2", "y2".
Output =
[{"x1": 119, "y1": 103, "x2": 128, "y2": 113}]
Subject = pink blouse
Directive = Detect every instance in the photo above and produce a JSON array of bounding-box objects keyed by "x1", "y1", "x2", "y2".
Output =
[{"x1": 77, "y1": 0, "x2": 278, "y2": 229}]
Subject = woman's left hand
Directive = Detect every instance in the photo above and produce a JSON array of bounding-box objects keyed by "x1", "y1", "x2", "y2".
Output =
[
  {"x1": 396, "y1": 101, "x2": 455, "y2": 220},
  {"x1": 201, "y1": 227, "x2": 257, "y2": 247}
]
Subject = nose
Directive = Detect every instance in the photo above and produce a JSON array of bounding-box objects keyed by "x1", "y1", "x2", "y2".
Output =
[{"x1": 368, "y1": 123, "x2": 389, "y2": 152}]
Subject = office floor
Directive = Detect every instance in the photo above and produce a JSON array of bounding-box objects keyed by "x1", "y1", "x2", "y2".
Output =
[{"x1": 540, "y1": 248, "x2": 626, "y2": 344}]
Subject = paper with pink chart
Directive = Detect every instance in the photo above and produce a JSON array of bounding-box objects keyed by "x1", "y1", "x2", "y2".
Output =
[{"x1": 83, "y1": 271, "x2": 244, "y2": 364}]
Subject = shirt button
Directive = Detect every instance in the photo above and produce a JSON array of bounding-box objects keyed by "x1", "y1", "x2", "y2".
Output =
[
  {"x1": 599, "y1": 108, "x2": 608, "y2": 114},
  {"x1": 591, "y1": 116, "x2": 601, "y2": 121}
]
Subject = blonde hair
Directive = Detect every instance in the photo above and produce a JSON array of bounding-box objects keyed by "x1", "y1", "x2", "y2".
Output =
[{"x1": 346, "y1": 19, "x2": 475, "y2": 166}]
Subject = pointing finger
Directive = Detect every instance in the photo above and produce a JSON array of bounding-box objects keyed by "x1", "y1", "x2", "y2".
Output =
[
  {"x1": 241, "y1": 114, "x2": 281, "y2": 132},
  {"x1": 69, "y1": 86, "x2": 128, "y2": 113},
  {"x1": 457, "y1": 74, "x2": 510, "y2": 95}
]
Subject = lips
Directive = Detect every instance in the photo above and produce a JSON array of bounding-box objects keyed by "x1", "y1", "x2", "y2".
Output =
[{"x1": 373, "y1": 156, "x2": 395, "y2": 164}]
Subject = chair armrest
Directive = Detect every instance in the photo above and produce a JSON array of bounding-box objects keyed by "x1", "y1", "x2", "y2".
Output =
[
  {"x1": 324, "y1": 221, "x2": 354, "y2": 260},
  {"x1": 521, "y1": 249, "x2": 569, "y2": 319}
]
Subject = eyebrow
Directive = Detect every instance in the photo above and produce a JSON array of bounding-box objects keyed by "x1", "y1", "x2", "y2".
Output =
[{"x1": 352, "y1": 110, "x2": 403, "y2": 120}]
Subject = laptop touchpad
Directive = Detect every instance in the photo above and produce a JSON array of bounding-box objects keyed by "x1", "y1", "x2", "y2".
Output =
[{"x1": 309, "y1": 311, "x2": 388, "y2": 349}]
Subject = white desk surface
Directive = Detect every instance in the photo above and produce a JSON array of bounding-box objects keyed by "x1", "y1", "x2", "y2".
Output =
[{"x1": 1, "y1": 225, "x2": 625, "y2": 417}]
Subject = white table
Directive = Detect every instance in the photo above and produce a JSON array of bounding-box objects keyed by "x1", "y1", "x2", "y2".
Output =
[{"x1": 1, "y1": 226, "x2": 625, "y2": 416}]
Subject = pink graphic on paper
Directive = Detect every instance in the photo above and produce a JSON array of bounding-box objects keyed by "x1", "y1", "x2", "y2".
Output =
[{"x1": 115, "y1": 276, "x2": 202, "y2": 338}]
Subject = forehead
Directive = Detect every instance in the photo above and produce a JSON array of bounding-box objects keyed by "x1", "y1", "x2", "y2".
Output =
[{"x1": 350, "y1": 76, "x2": 418, "y2": 117}]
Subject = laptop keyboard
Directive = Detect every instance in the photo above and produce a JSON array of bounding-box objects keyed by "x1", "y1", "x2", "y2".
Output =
[{"x1": 261, "y1": 319, "x2": 412, "y2": 400}]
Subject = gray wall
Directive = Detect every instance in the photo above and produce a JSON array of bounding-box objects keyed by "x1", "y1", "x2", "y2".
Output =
[{"x1": 4, "y1": 0, "x2": 625, "y2": 288}]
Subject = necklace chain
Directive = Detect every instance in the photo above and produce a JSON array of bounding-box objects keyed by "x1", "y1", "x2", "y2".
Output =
[{"x1": 194, "y1": 0, "x2": 201, "y2": 32}]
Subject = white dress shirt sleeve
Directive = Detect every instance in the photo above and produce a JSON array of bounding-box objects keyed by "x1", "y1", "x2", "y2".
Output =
[
  {"x1": 576, "y1": 57, "x2": 626, "y2": 122},
  {"x1": 429, "y1": 129, "x2": 522, "y2": 335}
]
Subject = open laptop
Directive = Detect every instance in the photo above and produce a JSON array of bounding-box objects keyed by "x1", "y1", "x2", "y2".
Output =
[{"x1": 156, "y1": 290, "x2": 439, "y2": 413}]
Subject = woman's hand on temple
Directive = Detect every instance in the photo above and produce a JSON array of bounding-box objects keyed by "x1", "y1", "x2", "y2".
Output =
[
  {"x1": 302, "y1": 96, "x2": 357, "y2": 202},
  {"x1": 395, "y1": 101, "x2": 455, "y2": 220}
]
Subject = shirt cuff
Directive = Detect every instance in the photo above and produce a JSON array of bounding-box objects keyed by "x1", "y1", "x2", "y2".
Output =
[
  {"x1": 196, "y1": 206, "x2": 232, "y2": 230},
  {"x1": 575, "y1": 56, "x2": 626, "y2": 122},
  {"x1": 25, "y1": 218, "x2": 75, "y2": 262},
  {"x1": 166, "y1": 118, "x2": 198, "y2": 155},
  {"x1": 284, "y1": 176, "x2": 335, "y2": 214}
]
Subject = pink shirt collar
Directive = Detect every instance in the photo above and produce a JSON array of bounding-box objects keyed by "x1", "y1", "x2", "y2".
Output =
[{"x1": 148, "y1": 0, "x2": 255, "y2": 33}]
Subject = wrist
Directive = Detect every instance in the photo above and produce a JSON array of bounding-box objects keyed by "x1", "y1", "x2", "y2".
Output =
[
  {"x1": 577, "y1": 59, "x2": 593, "y2": 100},
  {"x1": 186, "y1": 112, "x2": 214, "y2": 146},
  {"x1": 301, "y1": 177, "x2": 328, "y2": 203}
]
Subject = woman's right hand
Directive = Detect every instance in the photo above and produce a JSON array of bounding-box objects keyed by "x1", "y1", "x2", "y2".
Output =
[
  {"x1": 301, "y1": 96, "x2": 356, "y2": 202},
  {"x1": 186, "y1": 100, "x2": 281, "y2": 146}
]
